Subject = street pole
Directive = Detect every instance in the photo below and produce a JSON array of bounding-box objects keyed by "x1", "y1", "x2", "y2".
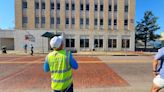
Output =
[
  {"x1": 0, "y1": 38, "x2": 1, "y2": 52},
  {"x1": 42, "y1": 37, "x2": 44, "y2": 54}
]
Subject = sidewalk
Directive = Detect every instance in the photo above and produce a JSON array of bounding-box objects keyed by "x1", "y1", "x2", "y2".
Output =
[{"x1": 1, "y1": 50, "x2": 156, "y2": 56}]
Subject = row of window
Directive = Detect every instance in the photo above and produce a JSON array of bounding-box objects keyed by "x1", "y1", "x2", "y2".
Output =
[
  {"x1": 22, "y1": 17, "x2": 128, "y2": 26},
  {"x1": 65, "y1": 38, "x2": 130, "y2": 48},
  {"x1": 22, "y1": 1, "x2": 128, "y2": 12}
]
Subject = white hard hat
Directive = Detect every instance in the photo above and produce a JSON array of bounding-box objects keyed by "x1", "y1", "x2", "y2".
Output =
[{"x1": 50, "y1": 36, "x2": 63, "y2": 48}]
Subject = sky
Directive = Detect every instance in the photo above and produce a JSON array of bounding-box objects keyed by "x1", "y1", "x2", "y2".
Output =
[{"x1": 0, "y1": 0, "x2": 164, "y2": 34}]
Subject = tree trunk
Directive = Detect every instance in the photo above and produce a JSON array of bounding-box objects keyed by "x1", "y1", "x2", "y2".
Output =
[{"x1": 144, "y1": 40, "x2": 147, "y2": 51}]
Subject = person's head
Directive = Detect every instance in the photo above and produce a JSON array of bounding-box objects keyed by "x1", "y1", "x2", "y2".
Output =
[{"x1": 50, "y1": 36, "x2": 64, "y2": 51}]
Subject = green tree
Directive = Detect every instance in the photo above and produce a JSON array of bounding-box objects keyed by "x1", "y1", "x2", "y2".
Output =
[{"x1": 135, "y1": 11, "x2": 160, "y2": 51}]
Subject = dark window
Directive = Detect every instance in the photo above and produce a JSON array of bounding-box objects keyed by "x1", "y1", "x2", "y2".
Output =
[
  {"x1": 94, "y1": 19, "x2": 97, "y2": 25},
  {"x1": 42, "y1": 2, "x2": 45, "y2": 9},
  {"x1": 100, "y1": 19, "x2": 103, "y2": 25},
  {"x1": 114, "y1": 5, "x2": 117, "y2": 12},
  {"x1": 100, "y1": 5, "x2": 103, "y2": 11},
  {"x1": 85, "y1": 39, "x2": 89, "y2": 47},
  {"x1": 108, "y1": 39, "x2": 112, "y2": 48},
  {"x1": 94, "y1": 39, "x2": 103, "y2": 48},
  {"x1": 108, "y1": 19, "x2": 111, "y2": 25},
  {"x1": 72, "y1": 3, "x2": 75, "y2": 10},
  {"x1": 66, "y1": 39, "x2": 75, "y2": 47},
  {"x1": 86, "y1": 4, "x2": 89, "y2": 11},
  {"x1": 66, "y1": 18, "x2": 69, "y2": 24},
  {"x1": 51, "y1": 3, "x2": 54, "y2": 10},
  {"x1": 99, "y1": 39, "x2": 103, "y2": 48},
  {"x1": 57, "y1": 17, "x2": 60, "y2": 24},
  {"x1": 125, "y1": 5, "x2": 128, "y2": 12},
  {"x1": 66, "y1": 3, "x2": 69, "y2": 10},
  {"x1": 80, "y1": 18, "x2": 83, "y2": 25},
  {"x1": 35, "y1": 2, "x2": 39, "y2": 9},
  {"x1": 41, "y1": 17, "x2": 45, "y2": 24},
  {"x1": 86, "y1": 18, "x2": 89, "y2": 25},
  {"x1": 94, "y1": 39, "x2": 98, "y2": 48},
  {"x1": 108, "y1": 39, "x2": 117, "y2": 48},
  {"x1": 66, "y1": 39, "x2": 70, "y2": 47},
  {"x1": 22, "y1": 17, "x2": 28, "y2": 23},
  {"x1": 80, "y1": 39, "x2": 84, "y2": 48},
  {"x1": 113, "y1": 39, "x2": 117, "y2": 48},
  {"x1": 80, "y1": 4, "x2": 83, "y2": 10},
  {"x1": 95, "y1": 4, "x2": 98, "y2": 11},
  {"x1": 71, "y1": 39, "x2": 75, "y2": 47},
  {"x1": 124, "y1": 20, "x2": 128, "y2": 26},
  {"x1": 80, "y1": 39, "x2": 89, "y2": 48},
  {"x1": 122, "y1": 39, "x2": 130, "y2": 48},
  {"x1": 57, "y1": 3, "x2": 60, "y2": 10},
  {"x1": 35, "y1": 17, "x2": 39, "y2": 24},
  {"x1": 51, "y1": 17, "x2": 54, "y2": 24},
  {"x1": 109, "y1": 5, "x2": 112, "y2": 11},
  {"x1": 72, "y1": 18, "x2": 75, "y2": 24},
  {"x1": 22, "y1": 1, "x2": 27, "y2": 9},
  {"x1": 114, "y1": 19, "x2": 117, "y2": 25}
]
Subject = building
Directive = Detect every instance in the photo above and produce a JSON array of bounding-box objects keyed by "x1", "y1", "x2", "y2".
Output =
[
  {"x1": 160, "y1": 32, "x2": 164, "y2": 46},
  {"x1": 15, "y1": 0, "x2": 135, "y2": 52},
  {"x1": 0, "y1": 30, "x2": 14, "y2": 50}
]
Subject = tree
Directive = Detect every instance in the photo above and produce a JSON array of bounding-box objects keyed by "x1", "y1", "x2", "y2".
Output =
[{"x1": 135, "y1": 11, "x2": 160, "y2": 51}]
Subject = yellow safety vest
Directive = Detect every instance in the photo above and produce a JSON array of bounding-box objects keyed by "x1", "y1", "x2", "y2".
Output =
[{"x1": 47, "y1": 50, "x2": 73, "y2": 91}]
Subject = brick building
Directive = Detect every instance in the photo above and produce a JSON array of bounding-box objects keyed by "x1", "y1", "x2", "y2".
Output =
[{"x1": 14, "y1": 0, "x2": 135, "y2": 52}]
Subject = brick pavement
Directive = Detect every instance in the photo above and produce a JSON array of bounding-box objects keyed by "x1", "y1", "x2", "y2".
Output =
[{"x1": 0, "y1": 55, "x2": 129, "y2": 92}]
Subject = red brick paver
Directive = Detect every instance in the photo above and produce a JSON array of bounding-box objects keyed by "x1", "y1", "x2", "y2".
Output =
[{"x1": 0, "y1": 55, "x2": 128, "y2": 92}]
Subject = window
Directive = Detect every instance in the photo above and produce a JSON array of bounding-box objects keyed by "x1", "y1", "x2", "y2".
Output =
[
  {"x1": 80, "y1": 38, "x2": 89, "y2": 48},
  {"x1": 80, "y1": 4, "x2": 83, "y2": 10},
  {"x1": 72, "y1": 3, "x2": 75, "y2": 10},
  {"x1": 22, "y1": 17, "x2": 28, "y2": 23},
  {"x1": 114, "y1": 5, "x2": 117, "y2": 12},
  {"x1": 108, "y1": 5, "x2": 111, "y2": 11},
  {"x1": 35, "y1": 2, "x2": 39, "y2": 9},
  {"x1": 124, "y1": 20, "x2": 128, "y2": 26},
  {"x1": 94, "y1": 19, "x2": 97, "y2": 26},
  {"x1": 57, "y1": 17, "x2": 60, "y2": 24},
  {"x1": 108, "y1": 19, "x2": 111, "y2": 25},
  {"x1": 125, "y1": 5, "x2": 128, "y2": 12},
  {"x1": 114, "y1": 19, "x2": 117, "y2": 25},
  {"x1": 108, "y1": 39, "x2": 117, "y2": 48},
  {"x1": 66, "y1": 3, "x2": 69, "y2": 10},
  {"x1": 41, "y1": 17, "x2": 45, "y2": 24},
  {"x1": 72, "y1": 18, "x2": 75, "y2": 25},
  {"x1": 35, "y1": 17, "x2": 39, "y2": 24},
  {"x1": 51, "y1": 3, "x2": 54, "y2": 10},
  {"x1": 100, "y1": 5, "x2": 103, "y2": 11},
  {"x1": 66, "y1": 39, "x2": 75, "y2": 47},
  {"x1": 66, "y1": 18, "x2": 69, "y2": 24},
  {"x1": 86, "y1": 4, "x2": 89, "y2": 11},
  {"x1": 122, "y1": 39, "x2": 130, "y2": 48},
  {"x1": 86, "y1": 18, "x2": 89, "y2": 25},
  {"x1": 80, "y1": 18, "x2": 83, "y2": 25},
  {"x1": 51, "y1": 17, "x2": 54, "y2": 24},
  {"x1": 22, "y1": 1, "x2": 27, "y2": 9},
  {"x1": 42, "y1": 2, "x2": 45, "y2": 9},
  {"x1": 100, "y1": 19, "x2": 103, "y2": 26},
  {"x1": 57, "y1": 3, "x2": 60, "y2": 10},
  {"x1": 95, "y1": 4, "x2": 98, "y2": 11},
  {"x1": 94, "y1": 39, "x2": 103, "y2": 48}
]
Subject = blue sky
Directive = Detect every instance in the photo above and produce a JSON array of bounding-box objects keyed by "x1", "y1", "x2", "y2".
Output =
[{"x1": 0, "y1": 0, "x2": 164, "y2": 34}]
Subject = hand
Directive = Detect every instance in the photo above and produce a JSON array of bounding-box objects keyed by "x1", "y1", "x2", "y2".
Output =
[{"x1": 153, "y1": 71, "x2": 159, "y2": 77}]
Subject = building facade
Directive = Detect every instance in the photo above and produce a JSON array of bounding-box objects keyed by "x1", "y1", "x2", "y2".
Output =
[{"x1": 15, "y1": 0, "x2": 135, "y2": 52}]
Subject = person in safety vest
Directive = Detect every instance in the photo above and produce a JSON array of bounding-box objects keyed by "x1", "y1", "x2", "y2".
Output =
[{"x1": 44, "y1": 36, "x2": 78, "y2": 92}]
